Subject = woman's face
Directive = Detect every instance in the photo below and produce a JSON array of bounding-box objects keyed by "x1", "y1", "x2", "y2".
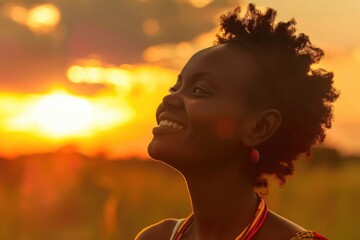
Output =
[{"x1": 148, "y1": 44, "x2": 260, "y2": 170}]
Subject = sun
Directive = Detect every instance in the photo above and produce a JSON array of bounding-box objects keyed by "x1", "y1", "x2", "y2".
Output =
[
  {"x1": 3, "y1": 89, "x2": 135, "y2": 139},
  {"x1": 32, "y1": 91, "x2": 94, "y2": 137}
]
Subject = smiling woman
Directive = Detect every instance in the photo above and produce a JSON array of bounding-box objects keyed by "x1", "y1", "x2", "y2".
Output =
[{"x1": 136, "y1": 3, "x2": 338, "y2": 240}]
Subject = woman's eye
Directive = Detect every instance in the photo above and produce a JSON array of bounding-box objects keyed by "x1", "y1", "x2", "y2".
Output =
[
  {"x1": 192, "y1": 87, "x2": 208, "y2": 95},
  {"x1": 168, "y1": 86, "x2": 210, "y2": 95},
  {"x1": 168, "y1": 87, "x2": 178, "y2": 93}
]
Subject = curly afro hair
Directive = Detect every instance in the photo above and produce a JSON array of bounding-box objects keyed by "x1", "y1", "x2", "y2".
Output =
[{"x1": 214, "y1": 4, "x2": 340, "y2": 187}]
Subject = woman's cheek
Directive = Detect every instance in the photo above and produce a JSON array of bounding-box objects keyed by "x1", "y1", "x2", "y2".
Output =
[{"x1": 214, "y1": 116, "x2": 237, "y2": 139}]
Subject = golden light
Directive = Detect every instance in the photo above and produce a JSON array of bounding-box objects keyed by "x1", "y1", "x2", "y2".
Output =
[
  {"x1": 67, "y1": 65, "x2": 85, "y2": 83},
  {"x1": 142, "y1": 27, "x2": 217, "y2": 68},
  {"x1": 6, "y1": 4, "x2": 27, "y2": 24},
  {"x1": 188, "y1": 0, "x2": 213, "y2": 8},
  {"x1": 84, "y1": 67, "x2": 104, "y2": 83},
  {"x1": 142, "y1": 46, "x2": 167, "y2": 63},
  {"x1": 175, "y1": 42, "x2": 194, "y2": 59},
  {"x1": 3, "y1": 3, "x2": 61, "y2": 34},
  {"x1": 353, "y1": 47, "x2": 360, "y2": 64},
  {"x1": 66, "y1": 62, "x2": 177, "y2": 94},
  {"x1": 27, "y1": 4, "x2": 61, "y2": 32},
  {"x1": 105, "y1": 68, "x2": 132, "y2": 95},
  {"x1": 67, "y1": 65, "x2": 132, "y2": 95},
  {"x1": 0, "y1": 62, "x2": 179, "y2": 157},
  {"x1": 3, "y1": 90, "x2": 135, "y2": 139},
  {"x1": 31, "y1": 91, "x2": 93, "y2": 137}
]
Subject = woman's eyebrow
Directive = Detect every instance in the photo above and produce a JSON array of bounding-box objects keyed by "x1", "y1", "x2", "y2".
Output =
[{"x1": 178, "y1": 71, "x2": 217, "y2": 87}]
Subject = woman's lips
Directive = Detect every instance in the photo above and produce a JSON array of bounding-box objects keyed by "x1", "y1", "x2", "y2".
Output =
[{"x1": 152, "y1": 125, "x2": 186, "y2": 135}]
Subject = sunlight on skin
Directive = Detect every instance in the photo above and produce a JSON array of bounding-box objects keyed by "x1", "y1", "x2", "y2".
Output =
[{"x1": 141, "y1": 18, "x2": 360, "y2": 155}]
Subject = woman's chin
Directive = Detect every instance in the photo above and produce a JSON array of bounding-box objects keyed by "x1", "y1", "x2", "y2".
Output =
[
  {"x1": 147, "y1": 141, "x2": 181, "y2": 166},
  {"x1": 147, "y1": 141, "x2": 157, "y2": 159},
  {"x1": 147, "y1": 141, "x2": 168, "y2": 161}
]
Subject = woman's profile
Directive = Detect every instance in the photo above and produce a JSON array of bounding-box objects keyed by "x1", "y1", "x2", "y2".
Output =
[{"x1": 136, "y1": 3, "x2": 339, "y2": 240}]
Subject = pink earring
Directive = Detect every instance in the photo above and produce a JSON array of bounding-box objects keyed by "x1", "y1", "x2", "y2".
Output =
[{"x1": 249, "y1": 148, "x2": 259, "y2": 164}]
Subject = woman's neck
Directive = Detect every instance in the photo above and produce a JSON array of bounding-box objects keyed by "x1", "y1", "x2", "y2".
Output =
[{"x1": 182, "y1": 165, "x2": 258, "y2": 240}]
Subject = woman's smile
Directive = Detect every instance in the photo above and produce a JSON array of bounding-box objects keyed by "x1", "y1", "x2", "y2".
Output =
[
  {"x1": 152, "y1": 120, "x2": 186, "y2": 135},
  {"x1": 147, "y1": 44, "x2": 259, "y2": 166},
  {"x1": 152, "y1": 111, "x2": 188, "y2": 135}
]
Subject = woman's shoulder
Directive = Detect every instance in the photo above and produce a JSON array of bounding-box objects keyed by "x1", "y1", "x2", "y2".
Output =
[
  {"x1": 255, "y1": 210, "x2": 327, "y2": 240},
  {"x1": 134, "y1": 218, "x2": 181, "y2": 240},
  {"x1": 289, "y1": 231, "x2": 328, "y2": 240}
]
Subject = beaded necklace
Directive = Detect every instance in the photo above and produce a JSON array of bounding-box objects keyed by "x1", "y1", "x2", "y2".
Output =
[{"x1": 173, "y1": 195, "x2": 268, "y2": 240}]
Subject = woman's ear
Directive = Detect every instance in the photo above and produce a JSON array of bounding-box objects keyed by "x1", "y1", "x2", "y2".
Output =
[{"x1": 242, "y1": 109, "x2": 282, "y2": 146}]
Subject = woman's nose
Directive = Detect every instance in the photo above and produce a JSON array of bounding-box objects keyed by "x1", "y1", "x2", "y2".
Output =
[{"x1": 162, "y1": 93, "x2": 184, "y2": 110}]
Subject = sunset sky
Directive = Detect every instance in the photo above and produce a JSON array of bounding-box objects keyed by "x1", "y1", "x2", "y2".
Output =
[{"x1": 0, "y1": 0, "x2": 359, "y2": 158}]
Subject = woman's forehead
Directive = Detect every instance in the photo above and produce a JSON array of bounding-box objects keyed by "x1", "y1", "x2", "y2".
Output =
[{"x1": 180, "y1": 44, "x2": 259, "y2": 85}]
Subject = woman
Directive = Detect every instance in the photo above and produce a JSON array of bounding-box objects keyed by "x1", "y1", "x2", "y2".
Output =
[{"x1": 136, "y1": 4, "x2": 339, "y2": 240}]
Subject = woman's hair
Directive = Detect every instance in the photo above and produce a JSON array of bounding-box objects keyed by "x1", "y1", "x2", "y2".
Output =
[{"x1": 214, "y1": 4, "x2": 340, "y2": 187}]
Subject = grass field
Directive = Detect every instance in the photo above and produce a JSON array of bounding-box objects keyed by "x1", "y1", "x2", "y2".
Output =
[
  {"x1": 0, "y1": 149, "x2": 359, "y2": 239},
  {"x1": 129, "y1": 160, "x2": 360, "y2": 240}
]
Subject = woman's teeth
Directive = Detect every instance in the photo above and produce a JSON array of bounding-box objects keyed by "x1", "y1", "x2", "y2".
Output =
[{"x1": 159, "y1": 120, "x2": 184, "y2": 130}]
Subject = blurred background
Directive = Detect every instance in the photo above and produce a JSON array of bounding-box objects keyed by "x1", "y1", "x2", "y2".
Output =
[{"x1": 0, "y1": 0, "x2": 359, "y2": 239}]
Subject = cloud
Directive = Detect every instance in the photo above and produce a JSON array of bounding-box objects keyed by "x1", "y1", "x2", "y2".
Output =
[
  {"x1": 142, "y1": 27, "x2": 218, "y2": 69},
  {"x1": 0, "y1": 0, "x2": 234, "y2": 93}
]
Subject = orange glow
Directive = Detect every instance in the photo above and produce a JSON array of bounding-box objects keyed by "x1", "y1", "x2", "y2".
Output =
[
  {"x1": 6, "y1": 4, "x2": 27, "y2": 23},
  {"x1": 143, "y1": 18, "x2": 160, "y2": 36},
  {"x1": 3, "y1": 3, "x2": 61, "y2": 34},
  {"x1": 66, "y1": 62, "x2": 177, "y2": 94},
  {"x1": 142, "y1": 28, "x2": 217, "y2": 68},
  {"x1": 2, "y1": 90, "x2": 134, "y2": 139},
  {"x1": 24, "y1": 91, "x2": 93, "y2": 137},
  {"x1": 27, "y1": 4, "x2": 61, "y2": 32},
  {"x1": 0, "y1": 63, "x2": 178, "y2": 157},
  {"x1": 188, "y1": 0, "x2": 214, "y2": 8},
  {"x1": 175, "y1": 42, "x2": 194, "y2": 59},
  {"x1": 67, "y1": 65, "x2": 132, "y2": 95},
  {"x1": 353, "y1": 47, "x2": 360, "y2": 64},
  {"x1": 143, "y1": 45, "x2": 174, "y2": 63}
]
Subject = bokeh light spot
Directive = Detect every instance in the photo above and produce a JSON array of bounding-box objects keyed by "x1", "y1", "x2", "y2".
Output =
[
  {"x1": 7, "y1": 5, "x2": 27, "y2": 23},
  {"x1": 3, "y1": 3, "x2": 61, "y2": 34},
  {"x1": 27, "y1": 4, "x2": 61, "y2": 31},
  {"x1": 143, "y1": 18, "x2": 160, "y2": 36}
]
